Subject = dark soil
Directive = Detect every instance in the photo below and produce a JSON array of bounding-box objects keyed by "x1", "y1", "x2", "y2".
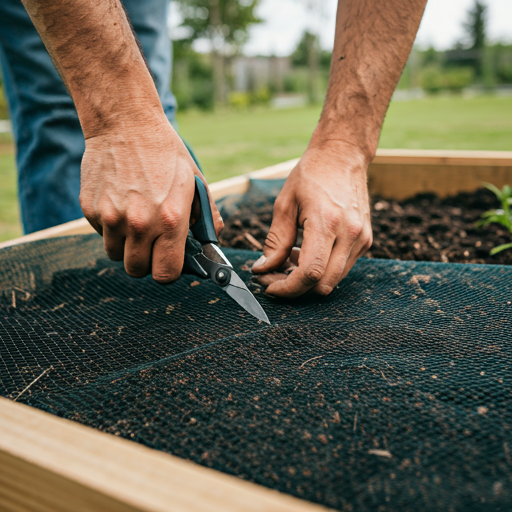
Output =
[{"x1": 219, "y1": 188, "x2": 512, "y2": 265}]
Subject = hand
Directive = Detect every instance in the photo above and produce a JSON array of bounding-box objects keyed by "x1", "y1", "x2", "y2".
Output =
[
  {"x1": 80, "y1": 118, "x2": 223, "y2": 283},
  {"x1": 251, "y1": 141, "x2": 372, "y2": 298}
]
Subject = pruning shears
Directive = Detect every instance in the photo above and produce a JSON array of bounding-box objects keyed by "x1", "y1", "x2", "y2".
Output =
[{"x1": 182, "y1": 176, "x2": 270, "y2": 325}]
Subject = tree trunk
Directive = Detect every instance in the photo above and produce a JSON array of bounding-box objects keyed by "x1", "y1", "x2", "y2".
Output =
[
  {"x1": 212, "y1": 50, "x2": 225, "y2": 104},
  {"x1": 210, "y1": 0, "x2": 226, "y2": 104},
  {"x1": 307, "y1": 34, "x2": 318, "y2": 104}
]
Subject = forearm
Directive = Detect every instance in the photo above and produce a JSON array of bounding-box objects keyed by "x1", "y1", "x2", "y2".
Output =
[
  {"x1": 21, "y1": 0, "x2": 165, "y2": 139},
  {"x1": 311, "y1": 0, "x2": 427, "y2": 162}
]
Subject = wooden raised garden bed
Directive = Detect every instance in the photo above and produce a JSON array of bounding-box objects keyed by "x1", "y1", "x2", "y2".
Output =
[{"x1": 1, "y1": 148, "x2": 511, "y2": 512}]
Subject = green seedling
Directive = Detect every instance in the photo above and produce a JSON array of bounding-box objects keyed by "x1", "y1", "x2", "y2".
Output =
[{"x1": 477, "y1": 183, "x2": 512, "y2": 255}]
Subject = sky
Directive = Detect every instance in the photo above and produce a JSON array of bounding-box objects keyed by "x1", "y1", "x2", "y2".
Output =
[{"x1": 169, "y1": 0, "x2": 512, "y2": 56}]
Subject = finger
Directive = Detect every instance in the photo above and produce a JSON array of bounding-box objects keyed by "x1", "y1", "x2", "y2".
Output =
[
  {"x1": 80, "y1": 196, "x2": 103, "y2": 236},
  {"x1": 87, "y1": 217, "x2": 103, "y2": 236},
  {"x1": 252, "y1": 246, "x2": 300, "y2": 278},
  {"x1": 310, "y1": 239, "x2": 355, "y2": 295},
  {"x1": 289, "y1": 247, "x2": 300, "y2": 266},
  {"x1": 252, "y1": 197, "x2": 298, "y2": 274},
  {"x1": 255, "y1": 248, "x2": 300, "y2": 288},
  {"x1": 102, "y1": 225, "x2": 125, "y2": 261},
  {"x1": 312, "y1": 226, "x2": 372, "y2": 295},
  {"x1": 151, "y1": 214, "x2": 190, "y2": 285},
  {"x1": 265, "y1": 217, "x2": 335, "y2": 298},
  {"x1": 194, "y1": 171, "x2": 224, "y2": 236},
  {"x1": 121, "y1": 212, "x2": 155, "y2": 277},
  {"x1": 124, "y1": 236, "x2": 153, "y2": 278},
  {"x1": 256, "y1": 272, "x2": 288, "y2": 288}
]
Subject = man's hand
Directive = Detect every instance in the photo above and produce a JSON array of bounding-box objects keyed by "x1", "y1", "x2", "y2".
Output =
[
  {"x1": 21, "y1": 0, "x2": 223, "y2": 283},
  {"x1": 80, "y1": 119, "x2": 223, "y2": 283},
  {"x1": 253, "y1": 0, "x2": 427, "y2": 297},
  {"x1": 252, "y1": 141, "x2": 371, "y2": 297}
]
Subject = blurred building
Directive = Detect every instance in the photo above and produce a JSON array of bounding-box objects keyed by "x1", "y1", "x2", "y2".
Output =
[{"x1": 231, "y1": 56, "x2": 291, "y2": 92}]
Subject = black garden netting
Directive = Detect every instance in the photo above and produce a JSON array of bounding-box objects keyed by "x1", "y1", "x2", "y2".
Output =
[{"x1": 1, "y1": 230, "x2": 512, "y2": 511}]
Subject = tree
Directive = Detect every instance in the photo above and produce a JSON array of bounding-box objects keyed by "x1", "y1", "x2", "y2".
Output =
[
  {"x1": 462, "y1": 0, "x2": 487, "y2": 76},
  {"x1": 463, "y1": 0, "x2": 487, "y2": 51},
  {"x1": 295, "y1": 0, "x2": 327, "y2": 104},
  {"x1": 291, "y1": 31, "x2": 328, "y2": 103},
  {"x1": 175, "y1": 0, "x2": 262, "y2": 104}
]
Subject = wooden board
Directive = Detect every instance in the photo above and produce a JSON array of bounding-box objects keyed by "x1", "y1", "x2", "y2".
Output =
[
  {"x1": 1, "y1": 149, "x2": 511, "y2": 250},
  {"x1": 368, "y1": 149, "x2": 512, "y2": 200},
  {"x1": 0, "y1": 397, "x2": 329, "y2": 512},
  {"x1": 1, "y1": 149, "x2": 512, "y2": 511}
]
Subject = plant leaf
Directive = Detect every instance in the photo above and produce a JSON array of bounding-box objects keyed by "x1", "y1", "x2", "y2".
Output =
[
  {"x1": 484, "y1": 182, "x2": 503, "y2": 200},
  {"x1": 490, "y1": 243, "x2": 512, "y2": 255}
]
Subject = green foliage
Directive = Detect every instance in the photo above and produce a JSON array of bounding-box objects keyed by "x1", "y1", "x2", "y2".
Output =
[
  {"x1": 460, "y1": 0, "x2": 487, "y2": 77},
  {"x1": 291, "y1": 31, "x2": 318, "y2": 67},
  {"x1": 227, "y1": 91, "x2": 249, "y2": 109},
  {"x1": 477, "y1": 183, "x2": 512, "y2": 255},
  {"x1": 420, "y1": 66, "x2": 444, "y2": 94},
  {"x1": 422, "y1": 46, "x2": 440, "y2": 67},
  {"x1": 420, "y1": 65, "x2": 473, "y2": 94},
  {"x1": 494, "y1": 43, "x2": 512, "y2": 84},
  {"x1": 291, "y1": 31, "x2": 331, "y2": 71},
  {"x1": 463, "y1": 0, "x2": 487, "y2": 51},
  {"x1": 443, "y1": 67, "x2": 474, "y2": 93},
  {"x1": 172, "y1": 41, "x2": 215, "y2": 111},
  {"x1": 175, "y1": 0, "x2": 262, "y2": 51},
  {"x1": 227, "y1": 87, "x2": 271, "y2": 109},
  {"x1": 283, "y1": 69, "x2": 308, "y2": 93},
  {"x1": 250, "y1": 86, "x2": 271, "y2": 105},
  {"x1": 0, "y1": 84, "x2": 9, "y2": 120},
  {"x1": 497, "y1": 63, "x2": 512, "y2": 84}
]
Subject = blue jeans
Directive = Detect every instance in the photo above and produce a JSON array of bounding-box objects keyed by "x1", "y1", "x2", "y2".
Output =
[{"x1": 0, "y1": 0, "x2": 176, "y2": 233}]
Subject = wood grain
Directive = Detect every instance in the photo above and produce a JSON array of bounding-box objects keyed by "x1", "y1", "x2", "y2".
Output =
[
  {"x1": 3, "y1": 150, "x2": 511, "y2": 249},
  {"x1": 0, "y1": 398, "x2": 329, "y2": 512}
]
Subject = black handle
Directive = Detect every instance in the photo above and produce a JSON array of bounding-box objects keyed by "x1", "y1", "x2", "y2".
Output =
[
  {"x1": 182, "y1": 233, "x2": 209, "y2": 278},
  {"x1": 191, "y1": 176, "x2": 218, "y2": 244}
]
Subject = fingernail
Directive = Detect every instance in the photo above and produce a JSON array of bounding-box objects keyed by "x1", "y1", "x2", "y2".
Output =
[{"x1": 252, "y1": 255, "x2": 266, "y2": 270}]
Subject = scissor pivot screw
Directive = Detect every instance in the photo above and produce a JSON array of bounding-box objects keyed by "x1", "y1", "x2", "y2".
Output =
[{"x1": 215, "y1": 268, "x2": 230, "y2": 286}]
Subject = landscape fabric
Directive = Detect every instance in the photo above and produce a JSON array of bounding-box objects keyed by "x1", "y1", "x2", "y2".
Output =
[{"x1": 1, "y1": 233, "x2": 511, "y2": 511}]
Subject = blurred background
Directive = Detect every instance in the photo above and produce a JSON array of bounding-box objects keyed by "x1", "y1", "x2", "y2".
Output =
[{"x1": 1, "y1": 0, "x2": 511, "y2": 242}]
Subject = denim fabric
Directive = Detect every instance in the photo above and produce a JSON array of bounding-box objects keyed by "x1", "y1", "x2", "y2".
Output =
[{"x1": 0, "y1": 0, "x2": 176, "y2": 233}]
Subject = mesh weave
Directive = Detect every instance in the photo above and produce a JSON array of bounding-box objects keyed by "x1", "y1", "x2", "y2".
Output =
[{"x1": 1, "y1": 234, "x2": 511, "y2": 511}]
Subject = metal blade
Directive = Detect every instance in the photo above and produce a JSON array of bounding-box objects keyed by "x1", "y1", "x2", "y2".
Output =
[{"x1": 223, "y1": 271, "x2": 270, "y2": 324}]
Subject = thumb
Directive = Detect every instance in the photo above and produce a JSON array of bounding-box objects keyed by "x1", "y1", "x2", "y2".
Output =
[
  {"x1": 210, "y1": 202, "x2": 224, "y2": 237},
  {"x1": 252, "y1": 198, "x2": 297, "y2": 273}
]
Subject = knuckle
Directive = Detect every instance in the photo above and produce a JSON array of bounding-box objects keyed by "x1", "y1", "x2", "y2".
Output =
[
  {"x1": 79, "y1": 198, "x2": 95, "y2": 221},
  {"x1": 364, "y1": 234, "x2": 373, "y2": 252},
  {"x1": 321, "y1": 210, "x2": 341, "y2": 233},
  {"x1": 346, "y1": 221, "x2": 363, "y2": 240},
  {"x1": 302, "y1": 264, "x2": 324, "y2": 285},
  {"x1": 264, "y1": 230, "x2": 281, "y2": 252},
  {"x1": 272, "y1": 195, "x2": 290, "y2": 217},
  {"x1": 101, "y1": 210, "x2": 123, "y2": 229},
  {"x1": 160, "y1": 209, "x2": 181, "y2": 232},
  {"x1": 360, "y1": 226, "x2": 373, "y2": 253},
  {"x1": 126, "y1": 213, "x2": 150, "y2": 237}
]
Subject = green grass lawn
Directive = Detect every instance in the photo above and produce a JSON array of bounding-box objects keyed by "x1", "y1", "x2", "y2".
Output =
[
  {"x1": 1, "y1": 95, "x2": 511, "y2": 242},
  {"x1": 0, "y1": 152, "x2": 21, "y2": 242}
]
